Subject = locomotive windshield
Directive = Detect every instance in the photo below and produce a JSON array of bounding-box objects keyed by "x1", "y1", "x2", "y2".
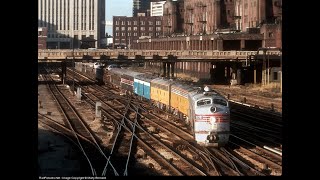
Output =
[
  {"x1": 197, "y1": 99, "x2": 212, "y2": 106},
  {"x1": 213, "y1": 98, "x2": 228, "y2": 106}
]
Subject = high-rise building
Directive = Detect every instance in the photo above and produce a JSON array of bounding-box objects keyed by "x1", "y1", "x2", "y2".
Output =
[
  {"x1": 133, "y1": 0, "x2": 150, "y2": 17},
  {"x1": 38, "y1": 0, "x2": 105, "y2": 49},
  {"x1": 150, "y1": 1, "x2": 166, "y2": 16}
]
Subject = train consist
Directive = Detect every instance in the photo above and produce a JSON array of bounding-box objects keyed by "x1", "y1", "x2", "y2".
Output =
[{"x1": 104, "y1": 68, "x2": 230, "y2": 147}]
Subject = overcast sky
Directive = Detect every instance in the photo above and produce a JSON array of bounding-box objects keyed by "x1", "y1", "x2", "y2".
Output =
[{"x1": 106, "y1": 0, "x2": 133, "y2": 35}]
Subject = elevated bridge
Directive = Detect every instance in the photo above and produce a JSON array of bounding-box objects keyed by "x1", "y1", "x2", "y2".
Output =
[{"x1": 38, "y1": 49, "x2": 281, "y2": 62}]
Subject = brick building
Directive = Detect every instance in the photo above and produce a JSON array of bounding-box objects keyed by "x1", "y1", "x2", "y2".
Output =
[
  {"x1": 113, "y1": 16, "x2": 163, "y2": 49},
  {"x1": 221, "y1": 0, "x2": 236, "y2": 29},
  {"x1": 260, "y1": 23, "x2": 281, "y2": 48},
  {"x1": 184, "y1": 0, "x2": 221, "y2": 35},
  {"x1": 162, "y1": 0, "x2": 185, "y2": 36},
  {"x1": 38, "y1": 27, "x2": 48, "y2": 49},
  {"x1": 130, "y1": 0, "x2": 282, "y2": 50}
]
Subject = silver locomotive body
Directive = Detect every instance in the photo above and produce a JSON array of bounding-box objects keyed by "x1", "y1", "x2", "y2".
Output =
[{"x1": 188, "y1": 87, "x2": 230, "y2": 147}]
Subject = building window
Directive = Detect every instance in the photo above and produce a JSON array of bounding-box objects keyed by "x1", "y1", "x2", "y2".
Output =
[
  {"x1": 121, "y1": 21, "x2": 125, "y2": 25},
  {"x1": 273, "y1": 72, "x2": 278, "y2": 80},
  {"x1": 269, "y1": 32, "x2": 274, "y2": 38},
  {"x1": 156, "y1": 21, "x2": 161, "y2": 25},
  {"x1": 134, "y1": 33, "x2": 137, "y2": 36},
  {"x1": 116, "y1": 21, "x2": 119, "y2": 25},
  {"x1": 149, "y1": 21, "x2": 153, "y2": 25},
  {"x1": 149, "y1": 27, "x2": 153, "y2": 31},
  {"x1": 128, "y1": 33, "x2": 131, "y2": 36},
  {"x1": 116, "y1": 33, "x2": 119, "y2": 36},
  {"x1": 128, "y1": 27, "x2": 131, "y2": 31},
  {"x1": 141, "y1": 33, "x2": 145, "y2": 36},
  {"x1": 156, "y1": 27, "x2": 161, "y2": 31},
  {"x1": 134, "y1": 21, "x2": 137, "y2": 25},
  {"x1": 116, "y1": 27, "x2": 119, "y2": 31},
  {"x1": 122, "y1": 33, "x2": 125, "y2": 36},
  {"x1": 133, "y1": 27, "x2": 138, "y2": 31},
  {"x1": 121, "y1": 27, "x2": 126, "y2": 31},
  {"x1": 149, "y1": 33, "x2": 153, "y2": 36},
  {"x1": 140, "y1": 27, "x2": 145, "y2": 31},
  {"x1": 127, "y1": 21, "x2": 131, "y2": 25},
  {"x1": 140, "y1": 21, "x2": 145, "y2": 25}
]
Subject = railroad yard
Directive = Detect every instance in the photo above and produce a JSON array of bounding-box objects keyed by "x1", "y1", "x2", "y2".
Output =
[{"x1": 38, "y1": 64, "x2": 282, "y2": 176}]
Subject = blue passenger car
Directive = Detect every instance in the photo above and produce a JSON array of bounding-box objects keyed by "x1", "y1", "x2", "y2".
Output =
[{"x1": 134, "y1": 74, "x2": 158, "y2": 100}]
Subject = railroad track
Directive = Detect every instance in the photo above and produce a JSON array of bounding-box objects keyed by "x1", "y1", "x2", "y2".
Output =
[
  {"x1": 38, "y1": 113, "x2": 94, "y2": 145},
  {"x1": 63, "y1": 66, "x2": 283, "y2": 176},
  {"x1": 76, "y1": 79, "x2": 247, "y2": 175},
  {"x1": 228, "y1": 134, "x2": 282, "y2": 175},
  {"x1": 230, "y1": 101, "x2": 282, "y2": 149},
  {"x1": 82, "y1": 86, "x2": 212, "y2": 175},
  {"x1": 41, "y1": 67, "x2": 117, "y2": 176}
]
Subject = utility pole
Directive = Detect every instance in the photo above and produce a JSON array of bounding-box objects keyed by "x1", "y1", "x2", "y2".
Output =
[{"x1": 72, "y1": 38, "x2": 75, "y2": 94}]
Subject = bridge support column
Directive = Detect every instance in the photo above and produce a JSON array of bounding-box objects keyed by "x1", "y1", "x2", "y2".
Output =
[
  {"x1": 61, "y1": 61, "x2": 67, "y2": 84},
  {"x1": 237, "y1": 69, "x2": 242, "y2": 85},
  {"x1": 231, "y1": 63, "x2": 237, "y2": 83},
  {"x1": 166, "y1": 63, "x2": 170, "y2": 78},
  {"x1": 262, "y1": 50, "x2": 267, "y2": 86},
  {"x1": 226, "y1": 65, "x2": 231, "y2": 82},
  {"x1": 171, "y1": 62, "x2": 175, "y2": 78},
  {"x1": 254, "y1": 63, "x2": 257, "y2": 84},
  {"x1": 167, "y1": 55, "x2": 177, "y2": 78},
  {"x1": 162, "y1": 62, "x2": 167, "y2": 77}
]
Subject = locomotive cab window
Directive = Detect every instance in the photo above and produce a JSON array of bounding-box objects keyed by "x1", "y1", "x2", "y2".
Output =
[
  {"x1": 197, "y1": 99, "x2": 212, "y2": 106},
  {"x1": 213, "y1": 98, "x2": 228, "y2": 106}
]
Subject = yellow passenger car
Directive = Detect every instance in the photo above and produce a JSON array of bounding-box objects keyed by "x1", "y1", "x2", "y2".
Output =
[
  {"x1": 171, "y1": 83, "x2": 197, "y2": 118},
  {"x1": 150, "y1": 78, "x2": 173, "y2": 110}
]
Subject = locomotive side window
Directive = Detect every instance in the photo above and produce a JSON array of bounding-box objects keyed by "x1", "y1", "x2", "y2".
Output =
[
  {"x1": 213, "y1": 98, "x2": 228, "y2": 106},
  {"x1": 197, "y1": 99, "x2": 212, "y2": 106}
]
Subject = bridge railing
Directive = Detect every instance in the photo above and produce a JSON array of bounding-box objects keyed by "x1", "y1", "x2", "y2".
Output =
[{"x1": 38, "y1": 49, "x2": 282, "y2": 59}]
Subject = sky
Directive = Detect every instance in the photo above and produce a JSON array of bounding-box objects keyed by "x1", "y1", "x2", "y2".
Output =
[{"x1": 106, "y1": 0, "x2": 133, "y2": 35}]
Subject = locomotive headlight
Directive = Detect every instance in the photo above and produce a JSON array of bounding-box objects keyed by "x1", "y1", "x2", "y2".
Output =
[{"x1": 210, "y1": 116, "x2": 216, "y2": 123}]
